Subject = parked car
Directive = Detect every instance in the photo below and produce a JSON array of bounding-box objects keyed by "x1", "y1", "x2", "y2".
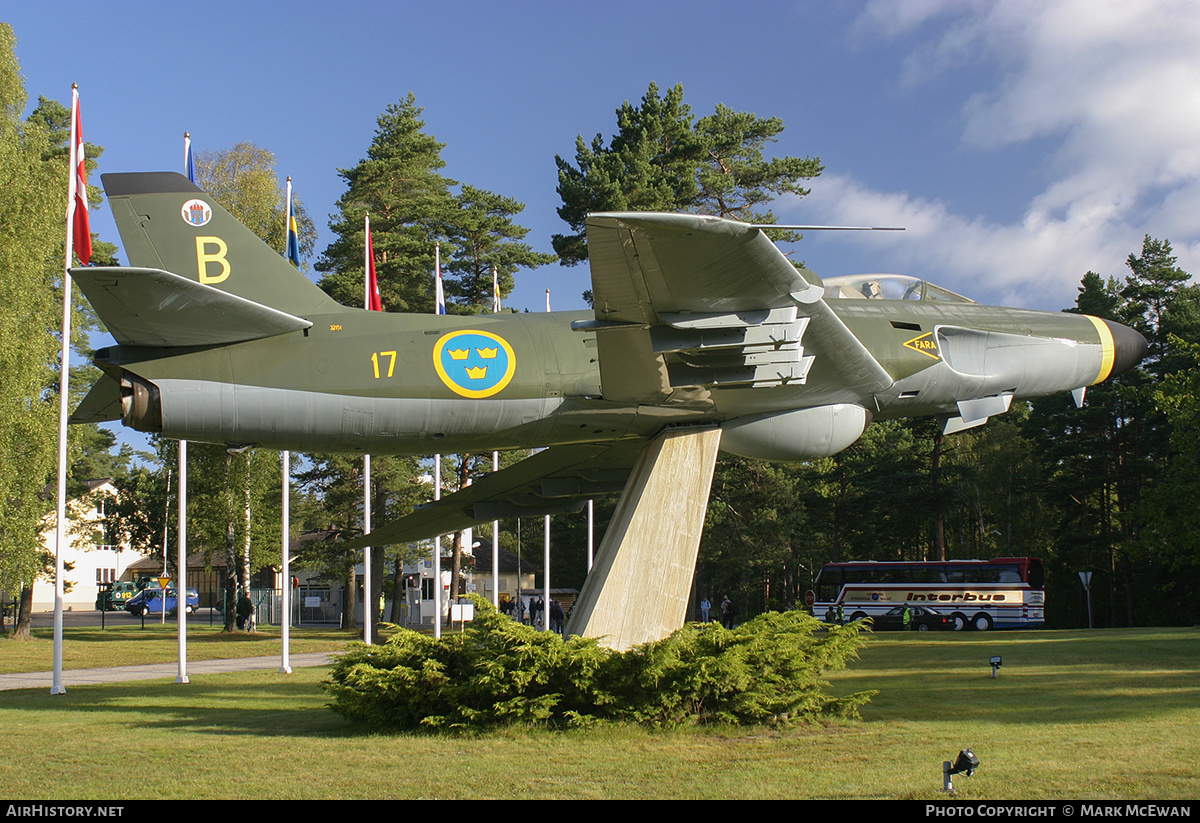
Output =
[
  {"x1": 870, "y1": 604, "x2": 955, "y2": 631},
  {"x1": 96, "y1": 581, "x2": 139, "y2": 611},
  {"x1": 125, "y1": 587, "x2": 200, "y2": 616}
]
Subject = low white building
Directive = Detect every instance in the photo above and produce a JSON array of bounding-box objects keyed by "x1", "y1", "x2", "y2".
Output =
[{"x1": 34, "y1": 479, "x2": 142, "y2": 611}]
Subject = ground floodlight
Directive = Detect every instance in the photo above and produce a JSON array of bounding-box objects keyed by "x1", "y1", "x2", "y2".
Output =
[
  {"x1": 943, "y1": 748, "x2": 979, "y2": 791},
  {"x1": 953, "y1": 749, "x2": 979, "y2": 776},
  {"x1": 990, "y1": 655, "x2": 1002, "y2": 678}
]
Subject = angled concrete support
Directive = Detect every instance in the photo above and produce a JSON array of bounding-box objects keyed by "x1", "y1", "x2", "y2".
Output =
[{"x1": 566, "y1": 427, "x2": 722, "y2": 651}]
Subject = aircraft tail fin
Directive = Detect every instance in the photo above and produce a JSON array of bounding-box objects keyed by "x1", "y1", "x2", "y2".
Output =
[{"x1": 101, "y1": 172, "x2": 343, "y2": 319}]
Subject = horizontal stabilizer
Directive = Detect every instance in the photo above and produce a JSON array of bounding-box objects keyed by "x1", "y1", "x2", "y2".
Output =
[
  {"x1": 70, "y1": 373, "x2": 122, "y2": 424},
  {"x1": 70, "y1": 266, "x2": 312, "y2": 348},
  {"x1": 342, "y1": 440, "x2": 649, "y2": 548}
]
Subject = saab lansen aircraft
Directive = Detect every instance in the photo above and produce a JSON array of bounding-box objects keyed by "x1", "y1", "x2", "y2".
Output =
[{"x1": 70, "y1": 172, "x2": 1146, "y2": 646}]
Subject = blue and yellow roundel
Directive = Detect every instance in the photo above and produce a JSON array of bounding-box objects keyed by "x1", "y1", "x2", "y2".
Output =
[{"x1": 433, "y1": 330, "x2": 517, "y2": 398}]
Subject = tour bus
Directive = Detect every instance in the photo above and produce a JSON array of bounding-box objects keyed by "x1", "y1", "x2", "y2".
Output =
[{"x1": 807, "y1": 557, "x2": 1045, "y2": 631}]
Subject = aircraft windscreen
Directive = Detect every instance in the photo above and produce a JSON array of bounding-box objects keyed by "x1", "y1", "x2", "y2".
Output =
[{"x1": 823, "y1": 274, "x2": 974, "y2": 303}]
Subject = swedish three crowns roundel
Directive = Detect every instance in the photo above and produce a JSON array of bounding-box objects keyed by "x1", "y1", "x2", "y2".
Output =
[{"x1": 433, "y1": 330, "x2": 517, "y2": 398}]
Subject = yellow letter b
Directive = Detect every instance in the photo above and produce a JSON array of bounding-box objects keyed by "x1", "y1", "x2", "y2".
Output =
[{"x1": 196, "y1": 236, "x2": 231, "y2": 284}]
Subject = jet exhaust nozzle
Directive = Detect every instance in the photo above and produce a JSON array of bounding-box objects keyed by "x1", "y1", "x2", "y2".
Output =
[{"x1": 120, "y1": 374, "x2": 163, "y2": 433}]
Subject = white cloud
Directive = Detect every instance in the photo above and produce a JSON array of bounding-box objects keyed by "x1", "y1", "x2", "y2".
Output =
[
  {"x1": 795, "y1": 0, "x2": 1200, "y2": 308},
  {"x1": 784, "y1": 174, "x2": 1134, "y2": 307}
]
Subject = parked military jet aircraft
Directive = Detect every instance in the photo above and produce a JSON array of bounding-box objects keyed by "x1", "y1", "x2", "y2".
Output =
[{"x1": 72, "y1": 172, "x2": 1145, "y2": 544}]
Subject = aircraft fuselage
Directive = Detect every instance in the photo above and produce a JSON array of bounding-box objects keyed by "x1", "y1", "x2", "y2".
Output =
[
  {"x1": 74, "y1": 173, "x2": 1145, "y2": 468},
  {"x1": 98, "y1": 295, "x2": 1132, "y2": 457}
]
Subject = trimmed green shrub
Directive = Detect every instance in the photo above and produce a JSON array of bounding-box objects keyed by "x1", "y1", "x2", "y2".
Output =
[{"x1": 325, "y1": 595, "x2": 875, "y2": 731}]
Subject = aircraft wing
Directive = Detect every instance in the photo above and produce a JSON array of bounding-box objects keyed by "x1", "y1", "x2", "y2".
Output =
[
  {"x1": 583, "y1": 212, "x2": 894, "y2": 404},
  {"x1": 343, "y1": 440, "x2": 648, "y2": 548},
  {"x1": 70, "y1": 266, "x2": 313, "y2": 348}
]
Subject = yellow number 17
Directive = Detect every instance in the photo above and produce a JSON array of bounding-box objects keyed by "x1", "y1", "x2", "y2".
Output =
[{"x1": 370, "y1": 350, "x2": 397, "y2": 379}]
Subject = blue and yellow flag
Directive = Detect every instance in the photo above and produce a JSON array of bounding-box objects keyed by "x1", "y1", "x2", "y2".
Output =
[{"x1": 285, "y1": 178, "x2": 301, "y2": 268}]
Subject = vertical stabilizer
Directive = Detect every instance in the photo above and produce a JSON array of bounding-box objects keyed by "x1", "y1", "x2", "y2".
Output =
[{"x1": 101, "y1": 172, "x2": 342, "y2": 318}]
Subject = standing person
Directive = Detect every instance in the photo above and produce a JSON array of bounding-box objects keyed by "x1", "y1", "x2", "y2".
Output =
[
  {"x1": 720, "y1": 595, "x2": 736, "y2": 629},
  {"x1": 700, "y1": 597, "x2": 711, "y2": 623},
  {"x1": 236, "y1": 589, "x2": 253, "y2": 631},
  {"x1": 902, "y1": 603, "x2": 912, "y2": 631},
  {"x1": 550, "y1": 600, "x2": 565, "y2": 636},
  {"x1": 836, "y1": 602, "x2": 845, "y2": 626}
]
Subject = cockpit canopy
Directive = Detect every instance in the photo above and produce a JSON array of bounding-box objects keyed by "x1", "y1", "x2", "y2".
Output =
[{"x1": 823, "y1": 274, "x2": 975, "y2": 303}]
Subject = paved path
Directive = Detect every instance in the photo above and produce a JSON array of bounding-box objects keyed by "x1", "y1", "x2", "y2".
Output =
[{"x1": 0, "y1": 652, "x2": 335, "y2": 692}]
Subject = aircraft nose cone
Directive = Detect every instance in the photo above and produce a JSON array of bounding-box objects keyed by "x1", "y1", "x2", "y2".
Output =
[{"x1": 1104, "y1": 319, "x2": 1148, "y2": 377}]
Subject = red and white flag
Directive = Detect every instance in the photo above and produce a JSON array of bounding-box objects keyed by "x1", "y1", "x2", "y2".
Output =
[
  {"x1": 365, "y1": 214, "x2": 381, "y2": 311},
  {"x1": 69, "y1": 86, "x2": 91, "y2": 265}
]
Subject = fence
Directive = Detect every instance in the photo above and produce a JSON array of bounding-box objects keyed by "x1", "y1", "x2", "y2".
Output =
[{"x1": 214, "y1": 586, "x2": 343, "y2": 627}]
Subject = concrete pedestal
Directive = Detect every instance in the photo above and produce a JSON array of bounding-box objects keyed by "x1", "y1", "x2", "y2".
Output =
[{"x1": 566, "y1": 427, "x2": 722, "y2": 650}]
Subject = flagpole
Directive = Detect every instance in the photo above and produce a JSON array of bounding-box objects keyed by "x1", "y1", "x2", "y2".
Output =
[
  {"x1": 587, "y1": 499, "x2": 594, "y2": 572},
  {"x1": 362, "y1": 213, "x2": 372, "y2": 645},
  {"x1": 279, "y1": 449, "x2": 292, "y2": 673},
  {"x1": 543, "y1": 514, "x2": 551, "y2": 632},
  {"x1": 492, "y1": 450, "x2": 500, "y2": 609},
  {"x1": 434, "y1": 455, "x2": 442, "y2": 638},
  {"x1": 53, "y1": 85, "x2": 94, "y2": 694},
  {"x1": 184, "y1": 132, "x2": 194, "y2": 183},
  {"x1": 543, "y1": 289, "x2": 551, "y2": 632},
  {"x1": 491, "y1": 266, "x2": 500, "y2": 608},
  {"x1": 52, "y1": 86, "x2": 85, "y2": 696},
  {"x1": 177, "y1": 131, "x2": 193, "y2": 682},
  {"x1": 433, "y1": 242, "x2": 443, "y2": 639},
  {"x1": 280, "y1": 179, "x2": 294, "y2": 673},
  {"x1": 175, "y1": 440, "x2": 189, "y2": 683}
]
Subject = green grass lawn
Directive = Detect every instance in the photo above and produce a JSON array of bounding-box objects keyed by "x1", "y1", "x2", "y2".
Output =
[{"x1": 0, "y1": 626, "x2": 1196, "y2": 799}]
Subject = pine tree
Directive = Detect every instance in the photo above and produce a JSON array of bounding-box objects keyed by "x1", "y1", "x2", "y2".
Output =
[
  {"x1": 309, "y1": 97, "x2": 555, "y2": 630},
  {"x1": 1146, "y1": 338, "x2": 1200, "y2": 623},
  {"x1": 442, "y1": 185, "x2": 557, "y2": 312},
  {"x1": 692, "y1": 103, "x2": 823, "y2": 223},
  {"x1": 316, "y1": 93, "x2": 458, "y2": 312},
  {"x1": 553, "y1": 82, "x2": 823, "y2": 267}
]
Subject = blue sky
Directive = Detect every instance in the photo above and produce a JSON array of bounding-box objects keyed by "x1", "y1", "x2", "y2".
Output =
[{"x1": 8, "y1": 0, "x2": 1200, "y2": 316}]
